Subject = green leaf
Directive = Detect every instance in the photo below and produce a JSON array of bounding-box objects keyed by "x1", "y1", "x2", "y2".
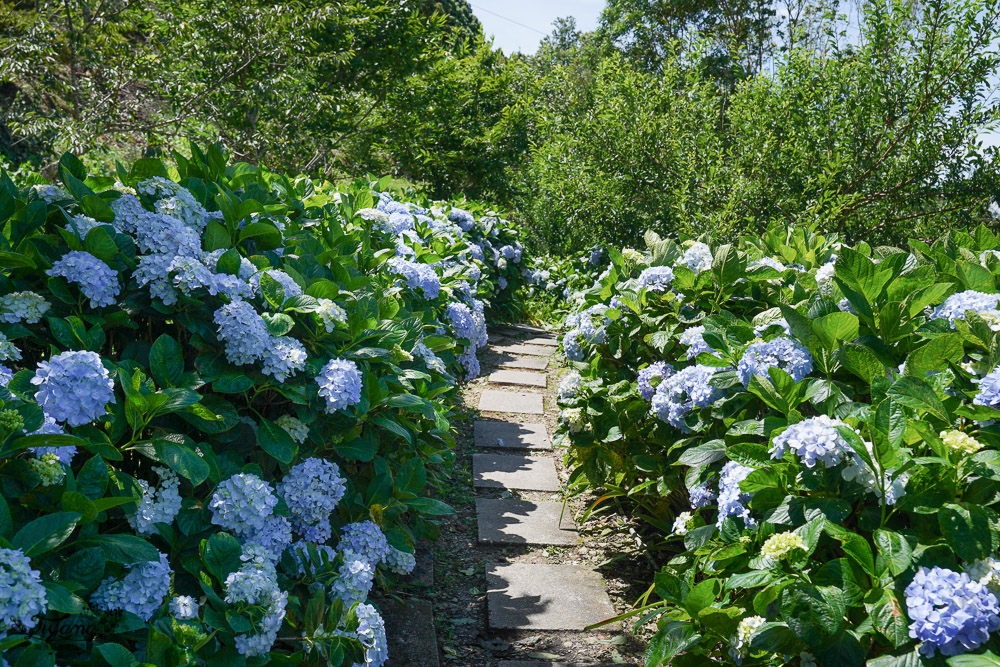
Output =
[
  {"x1": 149, "y1": 334, "x2": 184, "y2": 387},
  {"x1": 870, "y1": 588, "x2": 910, "y2": 648},
  {"x1": 938, "y1": 503, "x2": 994, "y2": 562},
  {"x1": 645, "y1": 622, "x2": 701, "y2": 666},
  {"x1": 835, "y1": 247, "x2": 892, "y2": 302},
  {"x1": 840, "y1": 342, "x2": 885, "y2": 385},
  {"x1": 12, "y1": 512, "x2": 81, "y2": 557},
  {"x1": 204, "y1": 220, "x2": 230, "y2": 251},
  {"x1": 42, "y1": 581, "x2": 86, "y2": 614},
  {"x1": 404, "y1": 497, "x2": 455, "y2": 516},
  {"x1": 684, "y1": 578, "x2": 722, "y2": 618},
  {"x1": 813, "y1": 312, "x2": 859, "y2": 349},
  {"x1": 906, "y1": 334, "x2": 963, "y2": 378},
  {"x1": 257, "y1": 418, "x2": 297, "y2": 464},
  {"x1": 780, "y1": 583, "x2": 845, "y2": 645},
  {"x1": 874, "y1": 529, "x2": 912, "y2": 577},
  {"x1": 96, "y1": 642, "x2": 139, "y2": 667},
  {"x1": 887, "y1": 376, "x2": 949, "y2": 421},
  {"x1": 259, "y1": 272, "x2": 286, "y2": 309},
  {"x1": 75, "y1": 534, "x2": 159, "y2": 564},
  {"x1": 204, "y1": 532, "x2": 242, "y2": 582},
  {"x1": 948, "y1": 652, "x2": 1000, "y2": 666},
  {"x1": 62, "y1": 547, "x2": 105, "y2": 589},
  {"x1": 711, "y1": 244, "x2": 744, "y2": 286}
]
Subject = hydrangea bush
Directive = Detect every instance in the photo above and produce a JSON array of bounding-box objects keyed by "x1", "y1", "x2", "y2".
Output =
[
  {"x1": 546, "y1": 224, "x2": 1000, "y2": 664},
  {"x1": 0, "y1": 147, "x2": 524, "y2": 665}
]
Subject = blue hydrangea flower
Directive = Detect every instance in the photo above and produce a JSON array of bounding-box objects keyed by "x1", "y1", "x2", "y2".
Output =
[
  {"x1": 261, "y1": 336, "x2": 307, "y2": 382},
  {"x1": 737, "y1": 337, "x2": 814, "y2": 388},
  {"x1": 679, "y1": 325, "x2": 714, "y2": 359},
  {"x1": 578, "y1": 305, "x2": 609, "y2": 344},
  {"x1": 316, "y1": 299, "x2": 348, "y2": 332},
  {"x1": 637, "y1": 266, "x2": 675, "y2": 293},
  {"x1": 133, "y1": 212, "x2": 202, "y2": 257},
  {"x1": 457, "y1": 347, "x2": 481, "y2": 379},
  {"x1": 48, "y1": 251, "x2": 119, "y2": 308},
  {"x1": 317, "y1": 359, "x2": 363, "y2": 413},
  {"x1": 717, "y1": 461, "x2": 756, "y2": 529},
  {"x1": 209, "y1": 473, "x2": 279, "y2": 536},
  {"x1": 128, "y1": 466, "x2": 183, "y2": 535},
  {"x1": 243, "y1": 515, "x2": 294, "y2": 563},
  {"x1": 689, "y1": 482, "x2": 716, "y2": 509},
  {"x1": 214, "y1": 301, "x2": 271, "y2": 365},
  {"x1": 0, "y1": 291, "x2": 50, "y2": 324},
  {"x1": 109, "y1": 193, "x2": 149, "y2": 236},
  {"x1": 906, "y1": 566, "x2": 1000, "y2": 657},
  {"x1": 651, "y1": 365, "x2": 725, "y2": 432},
  {"x1": 32, "y1": 350, "x2": 114, "y2": 426},
  {"x1": 386, "y1": 258, "x2": 440, "y2": 299},
  {"x1": 90, "y1": 552, "x2": 171, "y2": 621},
  {"x1": 446, "y1": 302, "x2": 477, "y2": 341},
  {"x1": 338, "y1": 521, "x2": 389, "y2": 565},
  {"x1": 278, "y1": 458, "x2": 347, "y2": 541},
  {"x1": 168, "y1": 255, "x2": 218, "y2": 296},
  {"x1": 563, "y1": 329, "x2": 585, "y2": 362},
  {"x1": 558, "y1": 372, "x2": 583, "y2": 401},
  {"x1": 638, "y1": 362, "x2": 674, "y2": 401},
  {"x1": 27, "y1": 415, "x2": 75, "y2": 464},
  {"x1": 449, "y1": 208, "x2": 475, "y2": 231},
  {"x1": 135, "y1": 253, "x2": 179, "y2": 305},
  {"x1": 468, "y1": 244, "x2": 485, "y2": 261},
  {"x1": 974, "y1": 364, "x2": 1000, "y2": 409},
  {"x1": 351, "y1": 603, "x2": 389, "y2": 667},
  {"x1": 250, "y1": 269, "x2": 302, "y2": 304},
  {"x1": 0, "y1": 365, "x2": 12, "y2": 387},
  {"x1": 385, "y1": 547, "x2": 416, "y2": 575},
  {"x1": 224, "y1": 563, "x2": 288, "y2": 657},
  {"x1": 770, "y1": 415, "x2": 853, "y2": 468},
  {"x1": 588, "y1": 247, "x2": 605, "y2": 267},
  {"x1": 331, "y1": 550, "x2": 375, "y2": 606},
  {"x1": 213, "y1": 272, "x2": 255, "y2": 301},
  {"x1": 932, "y1": 291, "x2": 1000, "y2": 327},
  {"x1": 678, "y1": 242, "x2": 713, "y2": 274},
  {"x1": 170, "y1": 595, "x2": 199, "y2": 620},
  {"x1": 0, "y1": 547, "x2": 47, "y2": 637}
]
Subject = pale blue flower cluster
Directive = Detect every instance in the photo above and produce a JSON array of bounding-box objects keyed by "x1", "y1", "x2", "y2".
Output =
[
  {"x1": 558, "y1": 372, "x2": 583, "y2": 401},
  {"x1": 679, "y1": 325, "x2": 714, "y2": 359},
  {"x1": 385, "y1": 546, "x2": 417, "y2": 575},
  {"x1": 637, "y1": 362, "x2": 674, "y2": 401},
  {"x1": 47, "y1": 250, "x2": 119, "y2": 308},
  {"x1": 578, "y1": 304, "x2": 609, "y2": 344},
  {"x1": 678, "y1": 242, "x2": 713, "y2": 273},
  {"x1": 316, "y1": 299, "x2": 348, "y2": 332},
  {"x1": 170, "y1": 595, "x2": 199, "y2": 620},
  {"x1": 331, "y1": 551, "x2": 376, "y2": 606},
  {"x1": 29, "y1": 183, "x2": 69, "y2": 204},
  {"x1": 28, "y1": 415, "x2": 76, "y2": 465},
  {"x1": 0, "y1": 291, "x2": 50, "y2": 324},
  {"x1": 446, "y1": 302, "x2": 477, "y2": 342},
  {"x1": 737, "y1": 337, "x2": 814, "y2": 387},
  {"x1": 717, "y1": 461, "x2": 756, "y2": 529},
  {"x1": 0, "y1": 333, "x2": 21, "y2": 362},
  {"x1": 770, "y1": 416, "x2": 852, "y2": 468},
  {"x1": 64, "y1": 214, "x2": 107, "y2": 239},
  {"x1": 932, "y1": 290, "x2": 1000, "y2": 326},
  {"x1": 637, "y1": 266, "x2": 675, "y2": 293},
  {"x1": 317, "y1": 359, "x2": 363, "y2": 413},
  {"x1": 449, "y1": 208, "x2": 475, "y2": 232},
  {"x1": 278, "y1": 458, "x2": 347, "y2": 543},
  {"x1": 351, "y1": 603, "x2": 389, "y2": 667},
  {"x1": 209, "y1": 473, "x2": 279, "y2": 536},
  {"x1": 224, "y1": 561, "x2": 288, "y2": 656},
  {"x1": 386, "y1": 258, "x2": 440, "y2": 299},
  {"x1": 0, "y1": 547, "x2": 47, "y2": 637},
  {"x1": 261, "y1": 336, "x2": 308, "y2": 382},
  {"x1": 91, "y1": 552, "x2": 171, "y2": 621},
  {"x1": 974, "y1": 365, "x2": 1000, "y2": 410},
  {"x1": 214, "y1": 301, "x2": 271, "y2": 365},
  {"x1": 338, "y1": 521, "x2": 390, "y2": 566},
  {"x1": 244, "y1": 515, "x2": 294, "y2": 563},
  {"x1": 413, "y1": 340, "x2": 448, "y2": 375},
  {"x1": 128, "y1": 466, "x2": 183, "y2": 535},
  {"x1": 32, "y1": 350, "x2": 114, "y2": 426},
  {"x1": 563, "y1": 330, "x2": 585, "y2": 361},
  {"x1": 133, "y1": 212, "x2": 202, "y2": 257},
  {"x1": 905, "y1": 566, "x2": 1000, "y2": 657},
  {"x1": 748, "y1": 256, "x2": 786, "y2": 273},
  {"x1": 137, "y1": 176, "x2": 208, "y2": 233},
  {"x1": 651, "y1": 365, "x2": 725, "y2": 432},
  {"x1": 688, "y1": 482, "x2": 716, "y2": 509}
]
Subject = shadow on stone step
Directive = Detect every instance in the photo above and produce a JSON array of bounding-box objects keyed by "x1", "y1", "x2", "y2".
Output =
[{"x1": 383, "y1": 598, "x2": 441, "y2": 667}]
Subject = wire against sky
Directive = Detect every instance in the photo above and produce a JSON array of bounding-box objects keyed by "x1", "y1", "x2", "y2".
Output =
[{"x1": 468, "y1": 2, "x2": 548, "y2": 35}]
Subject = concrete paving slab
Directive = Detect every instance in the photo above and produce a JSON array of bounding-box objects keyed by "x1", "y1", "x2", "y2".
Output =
[
  {"x1": 494, "y1": 344, "x2": 556, "y2": 357},
  {"x1": 476, "y1": 499, "x2": 577, "y2": 545},
  {"x1": 488, "y1": 369, "x2": 547, "y2": 388},
  {"x1": 383, "y1": 599, "x2": 440, "y2": 666},
  {"x1": 474, "y1": 421, "x2": 552, "y2": 450},
  {"x1": 487, "y1": 563, "x2": 619, "y2": 631},
  {"x1": 522, "y1": 336, "x2": 559, "y2": 347},
  {"x1": 473, "y1": 454, "x2": 561, "y2": 491},
  {"x1": 479, "y1": 389, "x2": 544, "y2": 415},
  {"x1": 500, "y1": 663, "x2": 624, "y2": 667},
  {"x1": 496, "y1": 356, "x2": 550, "y2": 371}
]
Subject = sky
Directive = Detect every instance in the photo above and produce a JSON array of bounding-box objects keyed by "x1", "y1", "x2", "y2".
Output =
[{"x1": 469, "y1": 0, "x2": 605, "y2": 54}]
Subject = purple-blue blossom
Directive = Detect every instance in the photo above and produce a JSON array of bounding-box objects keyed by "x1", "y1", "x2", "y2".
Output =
[
  {"x1": 637, "y1": 362, "x2": 674, "y2": 401},
  {"x1": 688, "y1": 482, "x2": 716, "y2": 509},
  {"x1": 338, "y1": 520, "x2": 389, "y2": 565},
  {"x1": 91, "y1": 552, "x2": 171, "y2": 621},
  {"x1": 386, "y1": 258, "x2": 440, "y2": 299},
  {"x1": 316, "y1": 359, "x2": 363, "y2": 413},
  {"x1": 974, "y1": 364, "x2": 1000, "y2": 409},
  {"x1": 0, "y1": 547, "x2": 47, "y2": 636},
  {"x1": 48, "y1": 250, "x2": 119, "y2": 308},
  {"x1": 679, "y1": 325, "x2": 714, "y2": 359},
  {"x1": 261, "y1": 336, "x2": 307, "y2": 382},
  {"x1": 770, "y1": 415, "x2": 852, "y2": 468},
  {"x1": 717, "y1": 461, "x2": 756, "y2": 529},
  {"x1": 214, "y1": 301, "x2": 271, "y2": 365},
  {"x1": 637, "y1": 266, "x2": 675, "y2": 293},
  {"x1": 32, "y1": 350, "x2": 114, "y2": 426},
  {"x1": 331, "y1": 550, "x2": 375, "y2": 606},
  {"x1": 209, "y1": 473, "x2": 279, "y2": 536},
  {"x1": 651, "y1": 365, "x2": 725, "y2": 432},
  {"x1": 278, "y1": 457, "x2": 346, "y2": 542},
  {"x1": 906, "y1": 566, "x2": 1000, "y2": 657},
  {"x1": 224, "y1": 562, "x2": 288, "y2": 656},
  {"x1": 737, "y1": 337, "x2": 814, "y2": 388},
  {"x1": 932, "y1": 291, "x2": 1000, "y2": 327}
]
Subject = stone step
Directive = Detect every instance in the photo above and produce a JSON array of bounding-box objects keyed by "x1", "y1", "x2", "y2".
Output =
[
  {"x1": 487, "y1": 563, "x2": 620, "y2": 631},
  {"x1": 500, "y1": 663, "x2": 623, "y2": 667},
  {"x1": 474, "y1": 421, "x2": 552, "y2": 450},
  {"x1": 488, "y1": 369, "x2": 547, "y2": 388},
  {"x1": 522, "y1": 336, "x2": 560, "y2": 347},
  {"x1": 383, "y1": 598, "x2": 441, "y2": 666},
  {"x1": 479, "y1": 389, "x2": 544, "y2": 415},
  {"x1": 476, "y1": 498, "x2": 578, "y2": 545},
  {"x1": 494, "y1": 324, "x2": 553, "y2": 337},
  {"x1": 497, "y1": 356, "x2": 550, "y2": 371},
  {"x1": 493, "y1": 344, "x2": 556, "y2": 357},
  {"x1": 473, "y1": 454, "x2": 561, "y2": 492}
]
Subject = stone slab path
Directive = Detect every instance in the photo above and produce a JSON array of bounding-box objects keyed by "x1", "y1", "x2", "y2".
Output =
[
  {"x1": 383, "y1": 599, "x2": 441, "y2": 666},
  {"x1": 474, "y1": 420, "x2": 552, "y2": 450},
  {"x1": 473, "y1": 454, "x2": 561, "y2": 491},
  {"x1": 488, "y1": 369, "x2": 548, "y2": 388},
  {"x1": 495, "y1": 343, "x2": 556, "y2": 357},
  {"x1": 476, "y1": 499, "x2": 579, "y2": 544},
  {"x1": 487, "y1": 564, "x2": 620, "y2": 631},
  {"x1": 497, "y1": 356, "x2": 550, "y2": 371},
  {"x1": 479, "y1": 389, "x2": 544, "y2": 414}
]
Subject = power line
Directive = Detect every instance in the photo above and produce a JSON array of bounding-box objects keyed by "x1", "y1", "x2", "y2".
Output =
[{"x1": 468, "y1": 2, "x2": 548, "y2": 36}]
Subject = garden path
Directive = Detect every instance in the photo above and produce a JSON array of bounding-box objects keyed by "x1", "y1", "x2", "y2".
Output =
[{"x1": 385, "y1": 325, "x2": 642, "y2": 666}]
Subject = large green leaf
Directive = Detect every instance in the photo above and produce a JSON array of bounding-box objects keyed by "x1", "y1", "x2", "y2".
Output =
[{"x1": 12, "y1": 512, "x2": 81, "y2": 557}]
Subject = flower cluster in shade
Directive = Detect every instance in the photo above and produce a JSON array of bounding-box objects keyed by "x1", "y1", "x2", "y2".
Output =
[
  {"x1": 0, "y1": 291, "x2": 50, "y2": 324},
  {"x1": 208, "y1": 473, "x2": 291, "y2": 563},
  {"x1": 338, "y1": 520, "x2": 390, "y2": 566},
  {"x1": 637, "y1": 362, "x2": 674, "y2": 401},
  {"x1": 316, "y1": 358, "x2": 364, "y2": 413},
  {"x1": 170, "y1": 595, "x2": 199, "y2": 620},
  {"x1": 128, "y1": 466, "x2": 183, "y2": 535},
  {"x1": 974, "y1": 364, "x2": 1000, "y2": 410},
  {"x1": 717, "y1": 461, "x2": 756, "y2": 529},
  {"x1": 224, "y1": 557, "x2": 288, "y2": 657},
  {"x1": 761, "y1": 532, "x2": 805, "y2": 559},
  {"x1": 729, "y1": 615, "x2": 766, "y2": 663},
  {"x1": 737, "y1": 337, "x2": 813, "y2": 387},
  {"x1": 931, "y1": 290, "x2": 1000, "y2": 327},
  {"x1": 688, "y1": 482, "x2": 716, "y2": 509},
  {"x1": 651, "y1": 364, "x2": 725, "y2": 432},
  {"x1": 905, "y1": 566, "x2": 1000, "y2": 657},
  {"x1": 0, "y1": 547, "x2": 47, "y2": 637},
  {"x1": 940, "y1": 430, "x2": 984, "y2": 455},
  {"x1": 32, "y1": 350, "x2": 115, "y2": 426},
  {"x1": 47, "y1": 250, "x2": 119, "y2": 308},
  {"x1": 351, "y1": 602, "x2": 389, "y2": 667},
  {"x1": 277, "y1": 458, "x2": 347, "y2": 543},
  {"x1": 91, "y1": 552, "x2": 171, "y2": 621},
  {"x1": 557, "y1": 372, "x2": 583, "y2": 401}
]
